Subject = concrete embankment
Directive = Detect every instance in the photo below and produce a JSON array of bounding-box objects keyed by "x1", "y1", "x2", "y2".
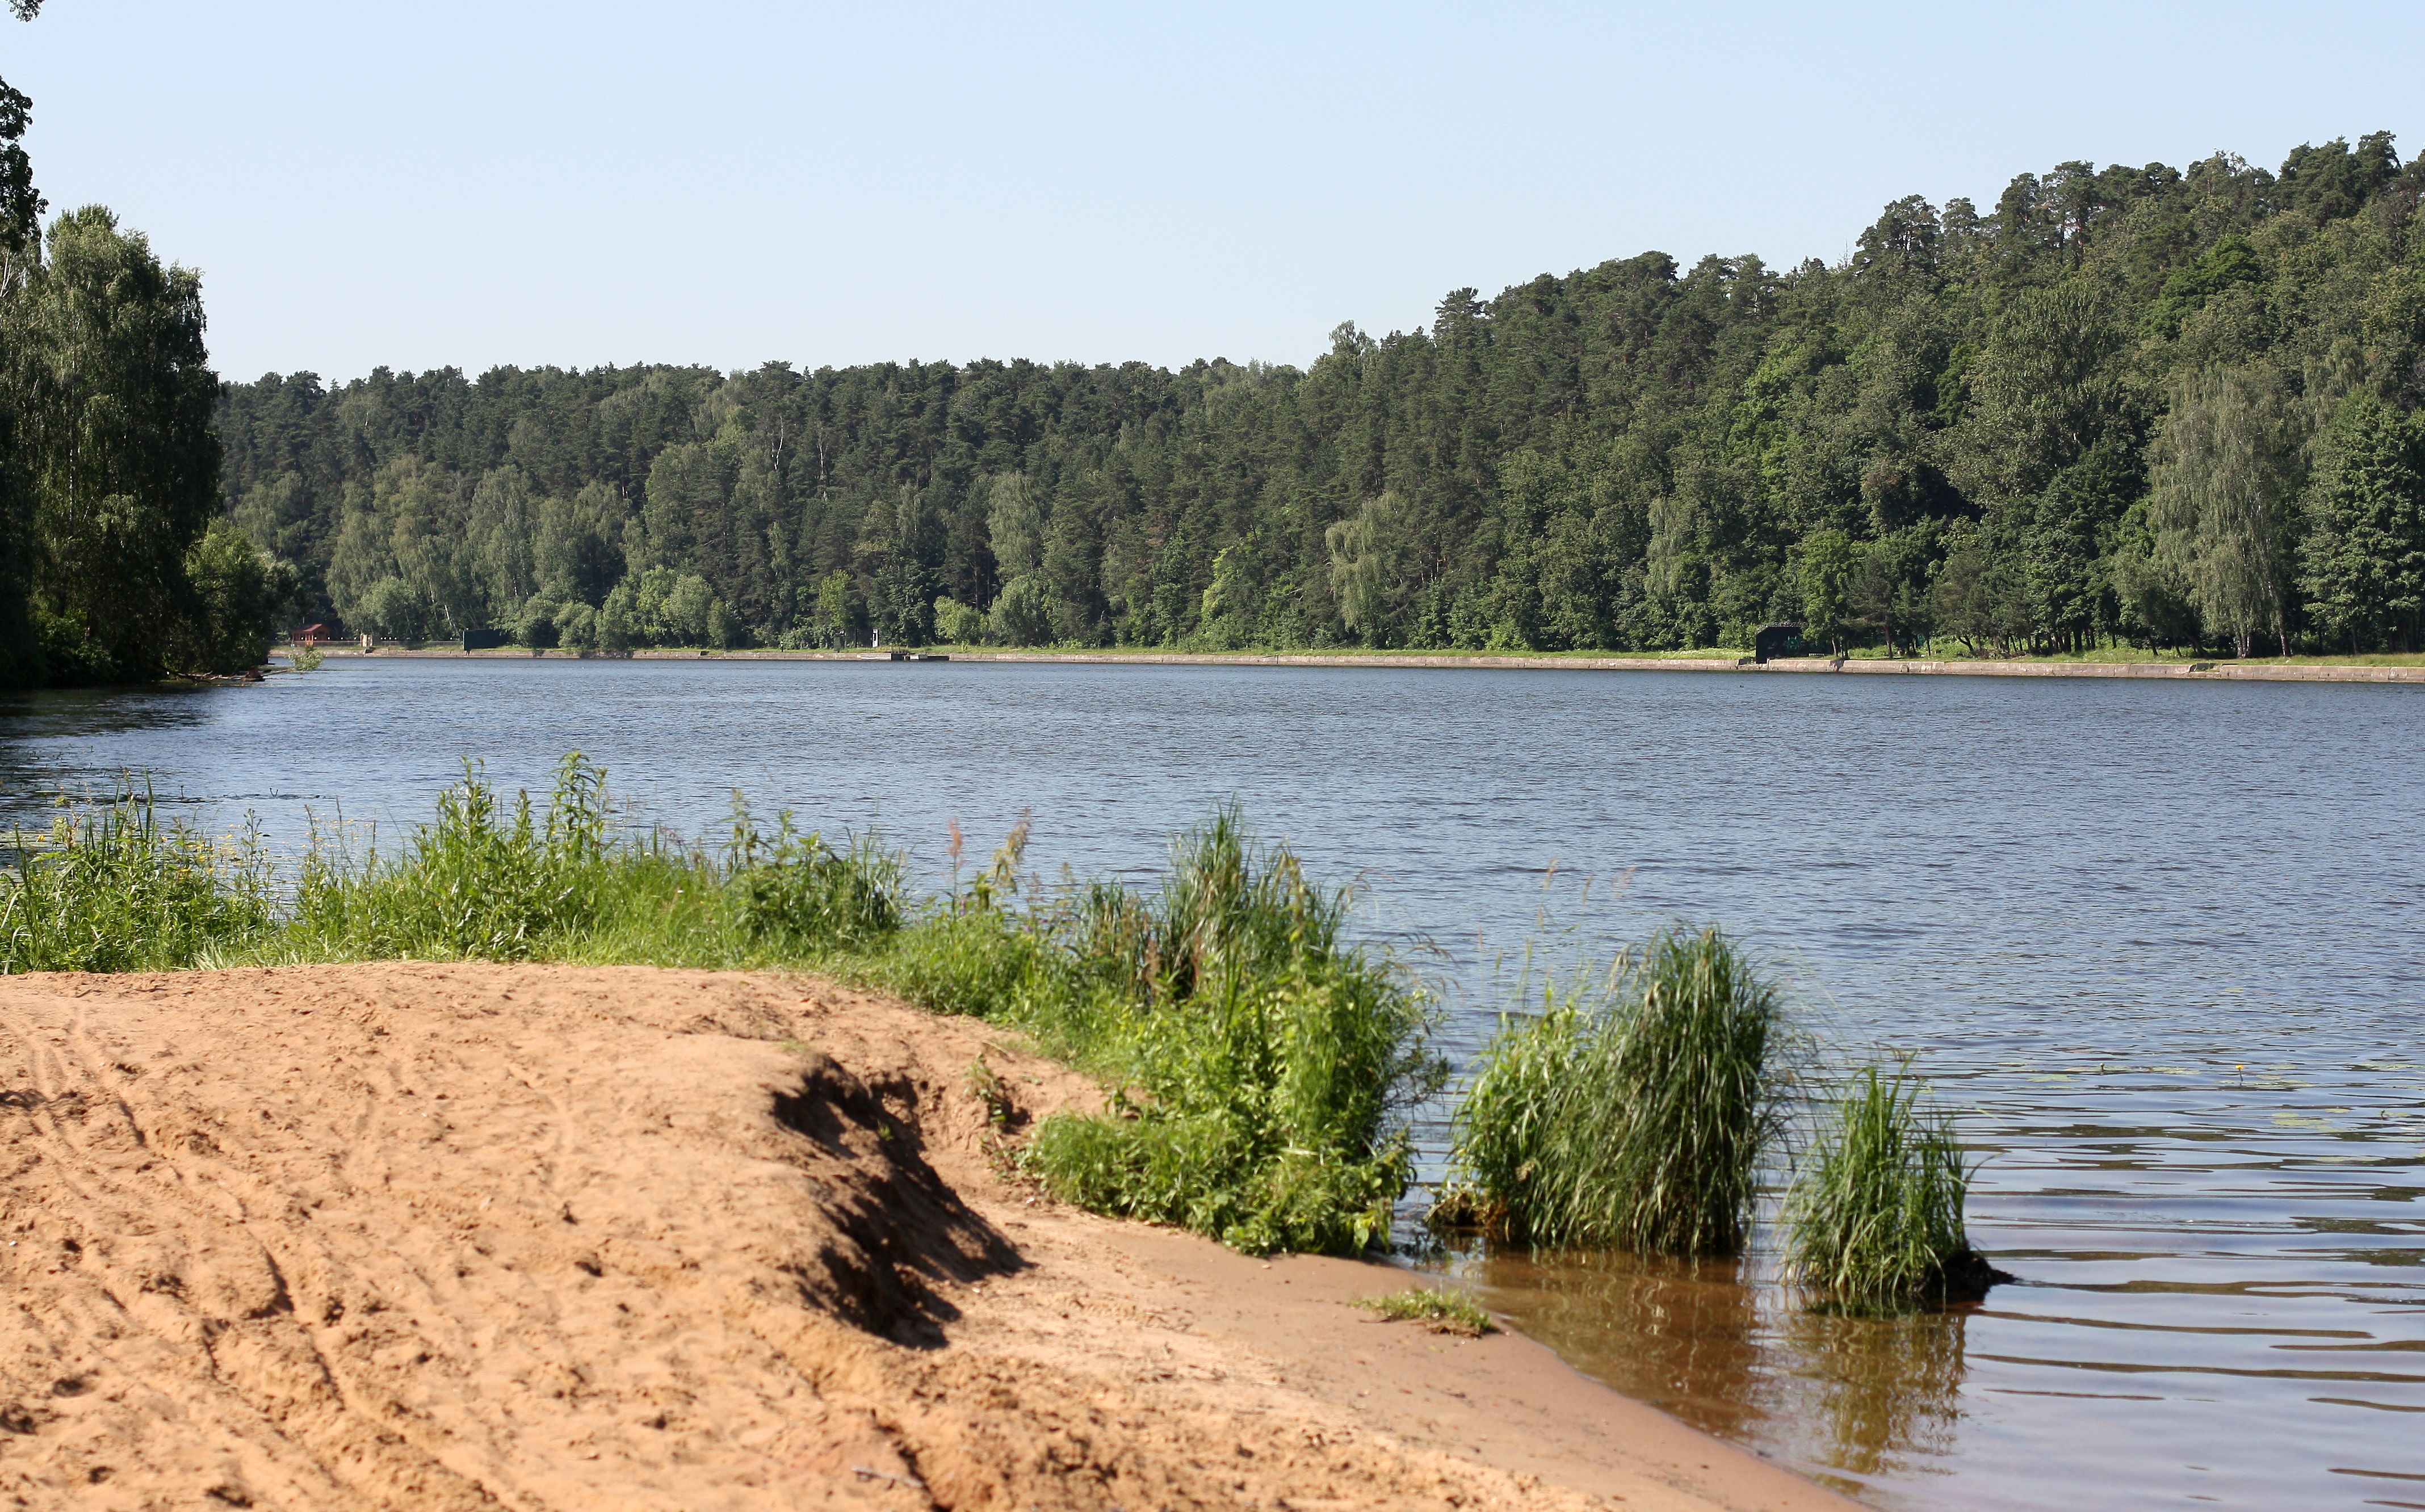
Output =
[{"x1": 297, "y1": 645, "x2": 2425, "y2": 684}]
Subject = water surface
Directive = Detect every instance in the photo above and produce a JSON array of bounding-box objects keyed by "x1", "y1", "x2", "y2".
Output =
[{"x1": 3, "y1": 658, "x2": 2420, "y2": 1510}]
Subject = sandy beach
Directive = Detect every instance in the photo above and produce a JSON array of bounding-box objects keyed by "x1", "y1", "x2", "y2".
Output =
[{"x1": 0, "y1": 963, "x2": 1849, "y2": 1511}]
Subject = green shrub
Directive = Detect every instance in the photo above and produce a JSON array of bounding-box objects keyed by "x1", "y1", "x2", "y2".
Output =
[
  {"x1": 1783, "y1": 1064, "x2": 1985, "y2": 1311},
  {"x1": 178, "y1": 520, "x2": 300, "y2": 675},
  {"x1": 933, "y1": 596, "x2": 987, "y2": 645},
  {"x1": 874, "y1": 907, "x2": 1044, "y2": 1017},
  {"x1": 291, "y1": 755, "x2": 615, "y2": 960},
  {"x1": 1017, "y1": 807, "x2": 1444, "y2": 1255},
  {"x1": 1441, "y1": 926, "x2": 1785, "y2": 1254}
]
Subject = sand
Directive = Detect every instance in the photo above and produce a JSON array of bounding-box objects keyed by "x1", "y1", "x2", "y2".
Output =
[{"x1": 0, "y1": 963, "x2": 1851, "y2": 1511}]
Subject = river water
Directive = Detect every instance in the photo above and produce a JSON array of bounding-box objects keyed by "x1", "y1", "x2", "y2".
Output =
[{"x1": 3, "y1": 657, "x2": 2420, "y2": 1510}]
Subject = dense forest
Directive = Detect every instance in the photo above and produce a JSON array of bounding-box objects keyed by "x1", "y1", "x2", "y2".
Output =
[
  {"x1": 220, "y1": 133, "x2": 2425, "y2": 658},
  {"x1": 0, "y1": 1, "x2": 290, "y2": 689}
]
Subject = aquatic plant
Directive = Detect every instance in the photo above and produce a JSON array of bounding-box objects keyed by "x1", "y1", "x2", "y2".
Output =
[
  {"x1": 1440, "y1": 926, "x2": 1785, "y2": 1254},
  {"x1": 1781, "y1": 1062, "x2": 1995, "y2": 1311}
]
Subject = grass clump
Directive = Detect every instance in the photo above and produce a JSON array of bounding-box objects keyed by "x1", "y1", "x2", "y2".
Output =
[
  {"x1": 288, "y1": 757, "x2": 625, "y2": 960},
  {"x1": 2, "y1": 787, "x2": 275, "y2": 972},
  {"x1": 729, "y1": 803, "x2": 904, "y2": 953},
  {"x1": 1438, "y1": 926, "x2": 1785, "y2": 1255},
  {"x1": 1017, "y1": 807, "x2": 1446, "y2": 1255},
  {"x1": 1354, "y1": 1286, "x2": 1496, "y2": 1336},
  {"x1": 1782, "y1": 1064, "x2": 1996, "y2": 1312}
]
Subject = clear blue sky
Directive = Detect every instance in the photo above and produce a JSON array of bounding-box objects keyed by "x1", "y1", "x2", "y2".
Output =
[{"x1": 11, "y1": 1, "x2": 2422, "y2": 383}]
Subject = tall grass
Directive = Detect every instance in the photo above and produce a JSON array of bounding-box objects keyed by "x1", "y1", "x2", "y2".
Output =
[
  {"x1": 0, "y1": 762, "x2": 1438, "y2": 1257},
  {"x1": 1014, "y1": 808, "x2": 1446, "y2": 1254},
  {"x1": 1440, "y1": 926, "x2": 1785, "y2": 1254},
  {"x1": 287, "y1": 758, "x2": 623, "y2": 960},
  {"x1": 1782, "y1": 1064, "x2": 1986, "y2": 1311},
  {"x1": 2, "y1": 786, "x2": 275, "y2": 972}
]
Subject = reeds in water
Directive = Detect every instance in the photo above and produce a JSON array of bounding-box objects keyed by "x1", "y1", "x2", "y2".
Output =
[
  {"x1": 1781, "y1": 1063, "x2": 1992, "y2": 1311},
  {"x1": 1441, "y1": 926, "x2": 1784, "y2": 1255}
]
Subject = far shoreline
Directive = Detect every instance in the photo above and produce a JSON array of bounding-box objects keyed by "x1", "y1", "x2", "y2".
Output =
[{"x1": 284, "y1": 645, "x2": 2425, "y2": 685}]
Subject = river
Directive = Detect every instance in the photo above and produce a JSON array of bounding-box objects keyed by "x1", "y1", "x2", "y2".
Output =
[{"x1": 3, "y1": 657, "x2": 2420, "y2": 1510}]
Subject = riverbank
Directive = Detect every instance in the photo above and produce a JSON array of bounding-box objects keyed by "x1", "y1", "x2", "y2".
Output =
[
  {"x1": 0, "y1": 962, "x2": 1846, "y2": 1511},
  {"x1": 288, "y1": 645, "x2": 2425, "y2": 684}
]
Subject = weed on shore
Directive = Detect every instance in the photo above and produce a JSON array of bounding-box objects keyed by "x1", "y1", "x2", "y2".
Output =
[{"x1": 1354, "y1": 1287, "x2": 1496, "y2": 1336}]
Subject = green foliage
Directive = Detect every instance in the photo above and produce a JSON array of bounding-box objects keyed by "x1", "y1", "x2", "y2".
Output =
[
  {"x1": 178, "y1": 519, "x2": 300, "y2": 673},
  {"x1": 1797, "y1": 529, "x2": 1860, "y2": 653},
  {"x1": 1017, "y1": 808, "x2": 1446, "y2": 1254},
  {"x1": 933, "y1": 595, "x2": 986, "y2": 645},
  {"x1": 5, "y1": 207, "x2": 224, "y2": 685},
  {"x1": 1441, "y1": 927, "x2": 1785, "y2": 1255},
  {"x1": 987, "y1": 575, "x2": 1054, "y2": 645},
  {"x1": 291, "y1": 756, "x2": 618, "y2": 960},
  {"x1": 2147, "y1": 232, "x2": 2262, "y2": 338},
  {"x1": 727, "y1": 805, "x2": 902, "y2": 953},
  {"x1": 2300, "y1": 394, "x2": 2425, "y2": 651},
  {"x1": 0, "y1": 764, "x2": 1433, "y2": 1259},
  {"x1": 0, "y1": 6, "x2": 41, "y2": 260},
  {"x1": 2, "y1": 787, "x2": 274, "y2": 973},
  {"x1": 2147, "y1": 366, "x2": 2302, "y2": 658},
  {"x1": 1353, "y1": 1287, "x2": 1496, "y2": 1336},
  {"x1": 0, "y1": 57, "x2": 284, "y2": 688},
  {"x1": 872, "y1": 906, "x2": 1044, "y2": 1019},
  {"x1": 811, "y1": 569, "x2": 855, "y2": 647},
  {"x1": 1782, "y1": 1064, "x2": 1978, "y2": 1312},
  {"x1": 599, "y1": 565, "x2": 740, "y2": 649},
  {"x1": 209, "y1": 133, "x2": 2425, "y2": 660}
]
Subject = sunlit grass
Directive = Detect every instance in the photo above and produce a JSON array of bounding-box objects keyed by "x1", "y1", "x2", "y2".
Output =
[
  {"x1": 1014, "y1": 807, "x2": 1446, "y2": 1254},
  {"x1": 1354, "y1": 1287, "x2": 1496, "y2": 1335},
  {"x1": 1438, "y1": 926, "x2": 1786, "y2": 1255},
  {"x1": 0, "y1": 762, "x2": 1438, "y2": 1258},
  {"x1": 1782, "y1": 1063, "x2": 1985, "y2": 1312}
]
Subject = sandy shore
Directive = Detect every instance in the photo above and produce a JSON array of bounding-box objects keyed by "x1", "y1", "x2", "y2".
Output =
[
  {"x1": 297, "y1": 645, "x2": 2425, "y2": 684},
  {"x1": 0, "y1": 964, "x2": 1848, "y2": 1511}
]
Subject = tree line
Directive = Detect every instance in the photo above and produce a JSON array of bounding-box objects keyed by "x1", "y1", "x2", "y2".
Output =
[
  {"x1": 0, "y1": 2, "x2": 291, "y2": 690},
  {"x1": 223, "y1": 131, "x2": 2425, "y2": 659}
]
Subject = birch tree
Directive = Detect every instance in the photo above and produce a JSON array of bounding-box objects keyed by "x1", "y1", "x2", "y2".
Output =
[{"x1": 2147, "y1": 367, "x2": 2302, "y2": 658}]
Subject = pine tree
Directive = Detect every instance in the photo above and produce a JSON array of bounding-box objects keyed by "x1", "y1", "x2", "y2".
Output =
[{"x1": 2301, "y1": 396, "x2": 2425, "y2": 653}]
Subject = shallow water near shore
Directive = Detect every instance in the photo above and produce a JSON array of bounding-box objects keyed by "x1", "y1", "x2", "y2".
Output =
[{"x1": 5, "y1": 657, "x2": 2422, "y2": 1510}]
